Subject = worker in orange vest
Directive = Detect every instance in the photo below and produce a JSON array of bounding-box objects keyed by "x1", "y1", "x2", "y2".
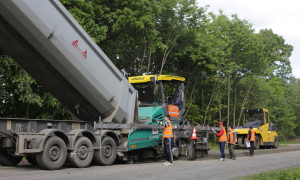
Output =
[
  {"x1": 152, "y1": 115, "x2": 174, "y2": 166},
  {"x1": 213, "y1": 122, "x2": 227, "y2": 161},
  {"x1": 247, "y1": 126, "x2": 256, "y2": 157},
  {"x1": 227, "y1": 126, "x2": 237, "y2": 160}
]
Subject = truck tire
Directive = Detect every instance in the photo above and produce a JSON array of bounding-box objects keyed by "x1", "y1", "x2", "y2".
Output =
[
  {"x1": 93, "y1": 136, "x2": 117, "y2": 166},
  {"x1": 26, "y1": 154, "x2": 38, "y2": 165},
  {"x1": 237, "y1": 137, "x2": 243, "y2": 149},
  {"x1": 254, "y1": 136, "x2": 260, "y2": 150},
  {"x1": 36, "y1": 136, "x2": 67, "y2": 170},
  {"x1": 273, "y1": 136, "x2": 278, "y2": 149},
  {"x1": 0, "y1": 148, "x2": 22, "y2": 166},
  {"x1": 187, "y1": 144, "x2": 195, "y2": 160},
  {"x1": 244, "y1": 138, "x2": 248, "y2": 149},
  {"x1": 67, "y1": 137, "x2": 94, "y2": 168}
]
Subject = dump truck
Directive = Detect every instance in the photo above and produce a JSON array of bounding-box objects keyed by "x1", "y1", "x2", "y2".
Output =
[
  {"x1": 0, "y1": 0, "x2": 219, "y2": 170},
  {"x1": 234, "y1": 109, "x2": 278, "y2": 149}
]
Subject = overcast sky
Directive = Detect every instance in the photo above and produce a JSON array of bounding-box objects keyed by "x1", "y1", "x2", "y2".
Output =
[{"x1": 197, "y1": 0, "x2": 300, "y2": 78}]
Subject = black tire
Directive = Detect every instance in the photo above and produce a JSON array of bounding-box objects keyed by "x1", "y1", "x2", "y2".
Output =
[
  {"x1": 0, "y1": 148, "x2": 22, "y2": 166},
  {"x1": 188, "y1": 146, "x2": 195, "y2": 160},
  {"x1": 237, "y1": 137, "x2": 243, "y2": 149},
  {"x1": 244, "y1": 137, "x2": 248, "y2": 149},
  {"x1": 273, "y1": 136, "x2": 278, "y2": 149},
  {"x1": 93, "y1": 136, "x2": 117, "y2": 166},
  {"x1": 36, "y1": 136, "x2": 67, "y2": 170},
  {"x1": 203, "y1": 150, "x2": 208, "y2": 158},
  {"x1": 254, "y1": 136, "x2": 260, "y2": 150},
  {"x1": 67, "y1": 137, "x2": 94, "y2": 168},
  {"x1": 26, "y1": 154, "x2": 38, "y2": 165}
]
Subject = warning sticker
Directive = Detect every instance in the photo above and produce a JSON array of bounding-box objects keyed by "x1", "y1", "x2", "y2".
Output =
[
  {"x1": 152, "y1": 129, "x2": 158, "y2": 135},
  {"x1": 7, "y1": 121, "x2": 11, "y2": 130},
  {"x1": 72, "y1": 123, "x2": 80, "y2": 129}
]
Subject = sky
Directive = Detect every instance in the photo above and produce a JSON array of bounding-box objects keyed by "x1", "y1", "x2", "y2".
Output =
[{"x1": 197, "y1": 0, "x2": 300, "y2": 78}]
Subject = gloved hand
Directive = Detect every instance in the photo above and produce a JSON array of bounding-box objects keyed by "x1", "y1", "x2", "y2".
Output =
[{"x1": 152, "y1": 119, "x2": 157, "y2": 123}]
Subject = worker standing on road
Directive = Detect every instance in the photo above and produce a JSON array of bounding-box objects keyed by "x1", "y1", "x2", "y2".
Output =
[
  {"x1": 152, "y1": 115, "x2": 173, "y2": 166},
  {"x1": 247, "y1": 126, "x2": 256, "y2": 157},
  {"x1": 214, "y1": 122, "x2": 227, "y2": 161},
  {"x1": 227, "y1": 126, "x2": 237, "y2": 160}
]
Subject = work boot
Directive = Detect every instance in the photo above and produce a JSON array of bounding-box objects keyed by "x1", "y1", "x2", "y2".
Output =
[
  {"x1": 229, "y1": 156, "x2": 232, "y2": 159},
  {"x1": 232, "y1": 156, "x2": 236, "y2": 160}
]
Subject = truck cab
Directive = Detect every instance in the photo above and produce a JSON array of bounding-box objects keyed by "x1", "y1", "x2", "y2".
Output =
[
  {"x1": 128, "y1": 75, "x2": 186, "y2": 125},
  {"x1": 234, "y1": 109, "x2": 278, "y2": 149}
]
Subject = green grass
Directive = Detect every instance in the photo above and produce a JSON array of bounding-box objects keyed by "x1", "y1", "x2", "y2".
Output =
[
  {"x1": 279, "y1": 144, "x2": 288, "y2": 147},
  {"x1": 209, "y1": 143, "x2": 220, "y2": 150},
  {"x1": 279, "y1": 141, "x2": 300, "y2": 144},
  {"x1": 209, "y1": 143, "x2": 231, "y2": 150},
  {"x1": 238, "y1": 166, "x2": 300, "y2": 180}
]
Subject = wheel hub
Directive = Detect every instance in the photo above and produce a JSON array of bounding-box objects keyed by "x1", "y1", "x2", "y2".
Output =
[
  {"x1": 78, "y1": 145, "x2": 89, "y2": 160},
  {"x1": 104, "y1": 145, "x2": 112, "y2": 158},
  {"x1": 49, "y1": 146, "x2": 61, "y2": 161}
]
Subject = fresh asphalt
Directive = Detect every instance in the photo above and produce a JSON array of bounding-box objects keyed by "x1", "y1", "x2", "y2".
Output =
[{"x1": 0, "y1": 145, "x2": 300, "y2": 180}]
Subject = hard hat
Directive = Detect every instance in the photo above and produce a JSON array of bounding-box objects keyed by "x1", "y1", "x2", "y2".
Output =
[{"x1": 219, "y1": 122, "x2": 223, "y2": 125}]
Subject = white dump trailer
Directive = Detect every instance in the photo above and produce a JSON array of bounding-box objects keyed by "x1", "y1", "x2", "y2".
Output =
[{"x1": 0, "y1": 0, "x2": 137, "y2": 124}]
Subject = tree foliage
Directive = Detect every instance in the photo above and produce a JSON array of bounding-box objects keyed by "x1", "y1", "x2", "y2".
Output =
[{"x1": 0, "y1": 0, "x2": 296, "y2": 140}]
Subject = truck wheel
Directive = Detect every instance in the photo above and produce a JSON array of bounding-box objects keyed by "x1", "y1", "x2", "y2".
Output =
[
  {"x1": 67, "y1": 137, "x2": 94, "y2": 168},
  {"x1": 93, "y1": 136, "x2": 117, "y2": 166},
  {"x1": 273, "y1": 136, "x2": 278, "y2": 149},
  {"x1": 26, "y1": 154, "x2": 38, "y2": 165},
  {"x1": 237, "y1": 137, "x2": 243, "y2": 149},
  {"x1": 254, "y1": 136, "x2": 260, "y2": 150},
  {"x1": 243, "y1": 138, "x2": 248, "y2": 149},
  {"x1": 0, "y1": 148, "x2": 22, "y2": 166},
  {"x1": 187, "y1": 145, "x2": 195, "y2": 160},
  {"x1": 203, "y1": 150, "x2": 208, "y2": 158},
  {"x1": 36, "y1": 136, "x2": 67, "y2": 170}
]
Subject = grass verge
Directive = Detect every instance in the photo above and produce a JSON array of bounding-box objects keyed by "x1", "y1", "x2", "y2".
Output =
[
  {"x1": 209, "y1": 143, "x2": 221, "y2": 150},
  {"x1": 279, "y1": 141, "x2": 300, "y2": 145},
  {"x1": 238, "y1": 166, "x2": 300, "y2": 180},
  {"x1": 279, "y1": 144, "x2": 288, "y2": 147}
]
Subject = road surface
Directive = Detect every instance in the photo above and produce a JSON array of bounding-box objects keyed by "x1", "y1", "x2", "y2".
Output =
[{"x1": 0, "y1": 146, "x2": 300, "y2": 180}]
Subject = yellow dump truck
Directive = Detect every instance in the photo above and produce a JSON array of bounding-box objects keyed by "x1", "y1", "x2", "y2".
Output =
[{"x1": 234, "y1": 109, "x2": 278, "y2": 149}]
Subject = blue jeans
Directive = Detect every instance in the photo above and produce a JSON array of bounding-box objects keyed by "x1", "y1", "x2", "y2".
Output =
[
  {"x1": 164, "y1": 138, "x2": 173, "y2": 163},
  {"x1": 219, "y1": 142, "x2": 225, "y2": 158}
]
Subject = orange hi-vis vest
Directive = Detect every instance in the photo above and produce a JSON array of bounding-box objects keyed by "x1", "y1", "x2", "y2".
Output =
[
  {"x1": 227, "y1": 130, "x2": 237, "y2": 144},
  {"x1": 219, "y1": 128, "x2": 227, "y2": 142},
  {"x1": 247, "y1": 129, "x2": 255, "y2": 141},
  {"x1": 163, "y1": 121, "x2": 173, "y2": 139},
  {"x1": 168, "y1": 105, "x2": 181, "y2": 117}
]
